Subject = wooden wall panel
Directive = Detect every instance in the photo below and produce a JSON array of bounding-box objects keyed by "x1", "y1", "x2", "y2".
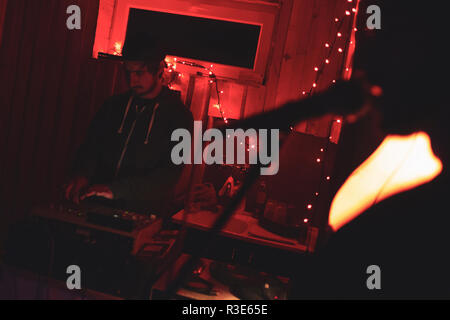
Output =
[
  {"x1": 265, "y1": 0, "x2": 354, "y2": 137},
  {"x1": 0, "y1": 0, "x2": 106, "y2": 223},
  {"x1": 0, "y1": 0, "x2": 356, "y2": 234},
  {"x1": 0, "y1": 0, "x2": 7, "y2": 47}
]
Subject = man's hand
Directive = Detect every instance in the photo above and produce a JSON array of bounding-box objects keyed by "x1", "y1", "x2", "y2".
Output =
[
  {"x1": 65, "y1": 176, "x2": 89, "y2": 204},
  {"x1": 80, "y1": 185, "x2": 114, "y2": 201}
]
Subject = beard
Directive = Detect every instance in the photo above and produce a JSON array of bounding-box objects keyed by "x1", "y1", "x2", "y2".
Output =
[{"x1": 132, "y1": 80, "x2": 159, "y2": 98}]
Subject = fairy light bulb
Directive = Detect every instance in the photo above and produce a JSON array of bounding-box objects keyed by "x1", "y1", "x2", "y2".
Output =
[
  {"x1": 325, "y1": 59, "x2": 330, "y2": 64},
  {"x1": 307, "y1": 204, "x2": 313, "y2": 210},
  {"x1": 304, "y1": 219, "x2": 309, "y2": 223},
  {"x1": 312, "y1": 83, "x2": 317, "y2": 88},
  {"x1": 335, "y1": 18, "x2": 339, "y2": 22},
  {"x1": 314, "y1": 67, "x2": 319, "y2": 72},
  {"x1": 370, "y1": 85, "x2": 383, "y2": 97},
  {"x1": 316, "y1": 158, "x2": 321, "y2": 163},
  {"x1": 345, "y1": 10, "x2": 351, "y2": 15},
  {"x1": 337, "y1": 32, "x2": 342, "y2": 37},
  {"x1": 325, "y1": 43, "x2": 330, "y2": 48},
  {"x1": 338, "y1": 48, "x2": 343, "y2": 53},
  {"x1": 352, "y1": 8, "x2": 357, "y2": 12},
  {"x1": 113, "y1": 42, "x2": 122, "y2": 55}
]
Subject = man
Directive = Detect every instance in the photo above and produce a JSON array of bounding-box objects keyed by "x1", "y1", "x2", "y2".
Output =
[{"x1": 65, "y1": 33, "x2": 193, "y2": 216}]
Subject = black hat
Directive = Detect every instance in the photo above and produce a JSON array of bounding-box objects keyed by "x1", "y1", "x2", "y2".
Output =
[{"x1": 121, "y1": 32, "x2": 166, "y2": 63}]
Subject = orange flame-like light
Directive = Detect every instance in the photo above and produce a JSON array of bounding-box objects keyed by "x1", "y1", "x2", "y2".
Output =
[{"x1": 329, "y1": 132, "x2": 443, "y2": 231}]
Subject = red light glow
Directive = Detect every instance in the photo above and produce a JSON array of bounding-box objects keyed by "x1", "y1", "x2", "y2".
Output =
[{"x1": 370, "y1": 85, "x2": 383, "y2": 97}]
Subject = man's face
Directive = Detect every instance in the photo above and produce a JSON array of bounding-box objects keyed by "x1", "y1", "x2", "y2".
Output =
[{"x1": 124, "y1": 61, "x2": 159, "y2": 97}]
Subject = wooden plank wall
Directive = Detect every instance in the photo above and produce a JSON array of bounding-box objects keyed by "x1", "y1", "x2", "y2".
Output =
[
  {"x1": 0, "y1": 0, "x2": 106, "y2": 228},
  {"x1": 0, "y1": 0, "x2": 7, "y2": 47},
  {"x1": 265, "y1": 0, "x2": 354, "y2": 137},
  {"x1": 0, "y1": 0, "x2": 355, "y2": 242}
]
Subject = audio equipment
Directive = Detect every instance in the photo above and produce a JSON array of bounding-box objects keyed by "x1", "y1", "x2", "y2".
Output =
[{"x1": 4, "y1": 201, "x2": 174, "y2": 298}]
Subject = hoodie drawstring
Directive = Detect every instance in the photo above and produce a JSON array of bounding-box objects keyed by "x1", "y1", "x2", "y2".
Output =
[
  {"x1": 144, "y1": 102, "x2": 159, "y2": 145},
  {"x1": 117, "y1": 95, "x2": 134, "y2": 134},
  {"x1": 115, "y1": 96, "x2": 160, "y2": 177},
  {"x1": 118, "y1": 96, "x2": 160, "y2": 144}
]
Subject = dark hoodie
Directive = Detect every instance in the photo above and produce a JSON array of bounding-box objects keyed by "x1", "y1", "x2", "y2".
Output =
[{"x1": 71, "y1": 86, "x2": 194, "y2": 215}]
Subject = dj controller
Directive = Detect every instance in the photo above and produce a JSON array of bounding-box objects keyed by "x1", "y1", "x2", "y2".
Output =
[
  {"x1": 4, "y1": 201, "x2": 179, "y2": 298},
  {"x1": 31, "y1": 201, "x2": 159, "y2": 237},
  {"x1": 5, "y1": 202, "x2": 294, "y2": 299}
]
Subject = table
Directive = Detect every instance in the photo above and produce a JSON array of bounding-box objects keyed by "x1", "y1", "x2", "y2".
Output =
[{"x1": 172, "y1": 210, "x2": 311, "y2": 253}]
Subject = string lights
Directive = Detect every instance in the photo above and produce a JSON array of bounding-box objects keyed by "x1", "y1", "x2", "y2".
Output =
[
  {"x1": 113, "y1": 1, "x2": 360, "y2": 228},
  {"x1": 300, "y1": 8, "x2": 356, "y2": 100},
  {"x1": 162, "y1": 1, "x2": 360, "y2": 227},
  {"x1": 300, "y1": 0, "x2": 360, "y2": 225},
  {"x1": 164, "y1": 58, "x2": 229, "y2": 124}
]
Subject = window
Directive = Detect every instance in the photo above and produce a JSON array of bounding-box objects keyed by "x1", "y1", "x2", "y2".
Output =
[{"x1": 93, "y1": 0, "x2": 279, "y2": 84}]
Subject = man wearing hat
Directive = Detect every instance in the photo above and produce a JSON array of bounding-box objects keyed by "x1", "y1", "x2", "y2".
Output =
[{"x1": 64, "y1": 33, "x2": 193, "y2": 216}]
